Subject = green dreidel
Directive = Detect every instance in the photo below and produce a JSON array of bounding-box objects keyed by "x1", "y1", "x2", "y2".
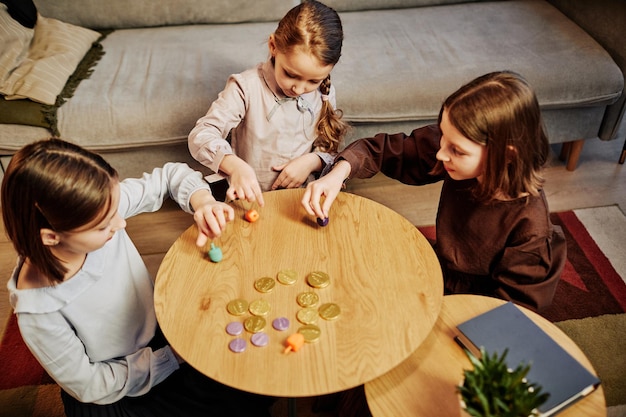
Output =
[{"x1": 208, "y1": 242, "x2": 223, "y2": 263}]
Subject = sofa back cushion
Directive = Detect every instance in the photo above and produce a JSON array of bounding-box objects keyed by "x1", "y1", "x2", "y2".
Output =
[
  {"x1": 324, "y1": 0, "x2": 483, "y2": 12},
  {"x1": 330, "y1": 0, "x2": 623, "y2": 138},
  {"x1": 33, "y1": 0, "x2": 299, "y2": 29}
]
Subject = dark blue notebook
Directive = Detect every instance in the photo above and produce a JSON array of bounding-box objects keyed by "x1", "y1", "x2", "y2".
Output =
[{"x1": 455, "y1": 302, "x2": 600, "y2": 417}]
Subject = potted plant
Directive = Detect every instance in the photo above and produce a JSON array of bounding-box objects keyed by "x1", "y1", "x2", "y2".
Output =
[{"x1": 457, "y1": 347, "x2": 550, "y2": 417}]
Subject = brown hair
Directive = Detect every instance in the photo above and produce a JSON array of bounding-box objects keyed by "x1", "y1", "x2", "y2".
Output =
[
  {"x1": 273, "y1": 0, "x2": 350, "y2": 153},
  {"x1": 438, "y1": 71, "x2": 549, "y2": 201},
  {"x1": 1, "y1": 138, "x2": 118, "y2": 284}
]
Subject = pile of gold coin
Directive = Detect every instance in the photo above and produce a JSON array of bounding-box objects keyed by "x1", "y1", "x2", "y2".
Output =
[{"x1": 224, "y1": 269, "x2": 341, "y2": 353}]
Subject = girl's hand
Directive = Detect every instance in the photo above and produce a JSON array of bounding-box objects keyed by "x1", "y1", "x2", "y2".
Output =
[
  {"x1": 301, "y1": 160, "x2": 351, "y2": 219},
  {"x1": 222, "y1": 157, "x2": 265, "y2": 206},
  {"x1": 191, "y1": 190, "x2": 235, "y2": 247},
  {"x1": 271, "y1": 153, "x2": 322, "y2": 190}
]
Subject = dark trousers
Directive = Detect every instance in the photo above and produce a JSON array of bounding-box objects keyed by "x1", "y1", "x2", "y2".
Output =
[
  {"x1": 61, "y1": 363, "x2": 275, "y2": 417},
  {"x1": 61, "y1": 327, "x2": 275, "y2": 417}
]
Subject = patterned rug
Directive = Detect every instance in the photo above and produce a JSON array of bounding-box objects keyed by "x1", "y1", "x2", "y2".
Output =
[{"x1": 1, "y1": 206, "x2": 625, "y2": 416}]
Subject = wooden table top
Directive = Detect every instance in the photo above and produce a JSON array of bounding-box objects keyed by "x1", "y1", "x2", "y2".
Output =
[
  {"x1": 365, "y1": 294, "x2": 606, "y2": 417},
  {"x1": 154, "y1": 188, "x2": 443, "y2": 397}
]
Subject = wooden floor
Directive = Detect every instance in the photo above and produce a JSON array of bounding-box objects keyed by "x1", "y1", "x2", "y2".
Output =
[{"x1": 0, "y1": 138, "x2": 624, "y2": 414}]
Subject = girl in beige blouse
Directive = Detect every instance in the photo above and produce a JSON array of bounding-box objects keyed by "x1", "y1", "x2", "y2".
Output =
[{"x1": 189, "y1": 0, "x2": 350, "y2": 205}]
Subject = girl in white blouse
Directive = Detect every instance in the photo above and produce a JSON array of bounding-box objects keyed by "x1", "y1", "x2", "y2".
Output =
[{"x1": 3, "y1": 138, "x2": 275, "y2": 417}]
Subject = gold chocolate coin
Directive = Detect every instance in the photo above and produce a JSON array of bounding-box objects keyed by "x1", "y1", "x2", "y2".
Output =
[
  {"x1": 254, "y1": 277, "x2": 276, "y2": 293},
  {"x1": 249, "y1": 299, "x2": 271, "y2": 316},
  {"x1": 306, "y1": 271, "x2": 330, "y2": 289},
  {"x1": 227, "y1": 299, "x2": 249, "y2": 316},
  {"x1": 277, "y1": 269, "x2": 298, "y2": 285},
  {"x1": 296, "y1": 307, "x2": 319, "y2": 325},
  {"x1": 296, "y1": 291, "x2": 320, "y2": 308},
  {"x1": 244, "y1": 316, "x2": 266, "y2": 333},
  {"x1": 298, "y1": 324, "x2": 321, "y2": 343},
  {"x1": 319, "y1": 303, "x2": 341, "y2": 321}
]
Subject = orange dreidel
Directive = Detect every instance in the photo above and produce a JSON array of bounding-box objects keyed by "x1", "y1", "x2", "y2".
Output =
[
  {"x1": 245, "y1": 209, "x2": 259, "y2": 223},
  {"x1": 283, "y1": 333, "x2": 305, "y2": 353}
]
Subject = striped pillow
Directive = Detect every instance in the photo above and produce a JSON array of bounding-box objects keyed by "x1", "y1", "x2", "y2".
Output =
[{"x1": 0, "y1": 13, "x2": 100, "y2": 105}]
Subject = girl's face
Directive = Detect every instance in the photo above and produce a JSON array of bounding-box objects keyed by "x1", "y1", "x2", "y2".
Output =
[
  {"x1": 437, "y1": 109, "x2": 487, "y2": 182},
  {"x1": 55, "y1": 182, "x2": 126, "y2": 255},
  {"x1": 269, "y1": 36, "x2": 334, "y2": 97}
]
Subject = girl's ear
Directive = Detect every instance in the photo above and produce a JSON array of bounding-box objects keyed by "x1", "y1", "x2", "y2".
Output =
[
  {"x1": 506, "y1": 145, "x2": 518, "y2": 163},
  {"x1": 40, "y1": 228, "x2": 60, "y2": 246},
  {"x1": 268, "y1": 34, "x2": 277, "y2": 57}
]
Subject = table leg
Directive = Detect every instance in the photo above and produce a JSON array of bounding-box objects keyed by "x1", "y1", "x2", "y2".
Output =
[{"x1": 288, "y1": 398, "x2": 297, "y2": 417}]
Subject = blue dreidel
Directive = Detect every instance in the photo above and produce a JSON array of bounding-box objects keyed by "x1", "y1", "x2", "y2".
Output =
[{"x1": 208, "y1": 242, "x2": 223, "y2": 263}]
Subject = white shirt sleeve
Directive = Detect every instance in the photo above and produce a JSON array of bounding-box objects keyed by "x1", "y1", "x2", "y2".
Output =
[
  {"x1": 15, "y1": 306, "x2": 179, "y2": 404},
  {"x1": 118, "y1": 162, "x2": 213, "y2": 218}
]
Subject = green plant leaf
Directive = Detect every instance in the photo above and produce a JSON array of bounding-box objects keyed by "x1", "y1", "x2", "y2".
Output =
[{"x1": 458, "y1": 347, "x2": 550, "y2": 417}]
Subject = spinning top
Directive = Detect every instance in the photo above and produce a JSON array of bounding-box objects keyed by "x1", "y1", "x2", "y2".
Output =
[
  {"x1": 316, "y1": 217, "x2": 329, "y2": 227},
  {"x1": 208, "y1": 242, "x2": 223, "y2": 263},
  {"x1": 283, "y1": 333, "x2": 305, "y2": 353},
  {"x1": 245, "y1": 209, "x2": 260, "y2": 222}
]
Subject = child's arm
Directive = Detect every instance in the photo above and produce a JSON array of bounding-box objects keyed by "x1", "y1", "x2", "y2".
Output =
[
  {"x1": 302, "y1": 159, "x2": 351, "y2": 219},
  {"x1": 302, "y1": 124, "x2": 444, "y2": 219},
  {"x1": 16, "y1": 310, "x2": 180, "y2": 404},
  {"x1": 219, "y1": 154, "x2": 265, "y2": 206},
  {"x1": 491, "y1": 225, "x2": 566, "y2": 312},
  {"x1": 188, "y1": 75, "x2": 247, "y2": 177},
  {"x1": 119, "y1": 162, "x2": 235, "y2": 246},
  {"x1": 119, "y1": 162, "x2": 219, "y2": 217},
  {"x1": 190, "y1": 189, "x2": 235, "y2": 247},
  {"x1": 339, "y1": 125, "x2": 442, "y2": 183},
  {"x1": 188, "y1": 73, "x2": 264, "y2": 205},
  {"x1": 270, "y1": 153, "x2": 323, "y2": 190}
]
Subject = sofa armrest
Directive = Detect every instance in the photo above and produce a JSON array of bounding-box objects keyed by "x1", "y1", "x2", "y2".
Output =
[{"x1": 548, "y1": 0, "x2": 626, "y2": 141}]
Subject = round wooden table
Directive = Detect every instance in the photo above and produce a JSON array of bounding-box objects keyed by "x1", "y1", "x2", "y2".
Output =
[
  {"x1": 154, "y1": 188, "x2": 443, "y2": 397},
  {"x1": 365, "y1": 294, "x2": 606, "y2": 417}
]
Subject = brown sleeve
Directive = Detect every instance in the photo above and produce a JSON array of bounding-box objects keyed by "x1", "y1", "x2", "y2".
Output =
[
  {"x1": 338, "y1": 124, "x2": 444, "y2": 185},
  {"x1": 492, "y1": 224, "x2": 567, "y2": 312}
]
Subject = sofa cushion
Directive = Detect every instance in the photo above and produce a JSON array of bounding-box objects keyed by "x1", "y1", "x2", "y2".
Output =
[
  {"x1": 325, "y1": 0, "x2": 484, "y2": 12},
  {"x1": 46, "y1": 22, "x2": 275, "y2": 152},
  {"x1": 331, "y1": 0, "x2": 623, "y2": 128},
  {"x1": 0, "y1": 13, "x2": 101, "y2": 105},
  {"x1": 0, "y1": 38, "x2": 106, "y2": 133},
  {"x1": 34, "y1": 0, "x2": 299, "y2": 30},
  {"x1": 0, "y1": 4, "x2": 33, "y2": 85}
]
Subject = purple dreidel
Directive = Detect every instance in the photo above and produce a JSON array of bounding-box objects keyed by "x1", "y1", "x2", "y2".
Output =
[{"x1": 316, "y1": 217, "x2": 329, "y2": 227}]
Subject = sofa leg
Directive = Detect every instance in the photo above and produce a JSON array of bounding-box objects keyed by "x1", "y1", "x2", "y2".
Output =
[
  {"x1": 564, "y1": 139, "x2": 584, "y2": 171},
  {"x1": 620, "y1": 139, "x2": 626, "y2": 164}
]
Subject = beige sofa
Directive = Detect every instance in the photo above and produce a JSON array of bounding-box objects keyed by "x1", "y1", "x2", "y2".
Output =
[{"x1": 1, "y1": 0, "x2": 624, "y2": 178}]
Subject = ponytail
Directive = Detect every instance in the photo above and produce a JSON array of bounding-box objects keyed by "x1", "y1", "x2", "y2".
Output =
[{"x1": 314, "y1": 75, "x2": 350, "y2": 153}]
